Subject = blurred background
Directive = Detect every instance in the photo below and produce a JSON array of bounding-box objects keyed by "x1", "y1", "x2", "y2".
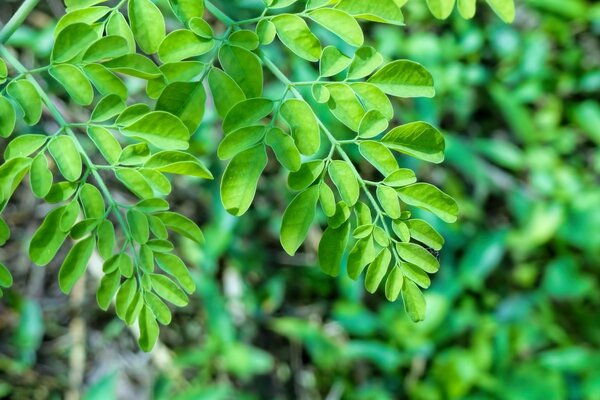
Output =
[{"x1": 1, "y1": 0, "x2": 600, "y2": 399}]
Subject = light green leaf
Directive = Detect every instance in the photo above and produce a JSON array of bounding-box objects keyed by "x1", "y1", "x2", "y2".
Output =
[
  {"x1": 368, "y1": 60, "x2": 435, "y2": 98},
  {"x1": 336, "y1": 0, "x2": 405, "y2": 25},
  {"x1": 144, "y1": 151, "x2": 212, "y2": 179},
  {"x1": 402, "y1": 279, "x2": 426, "y2": 322},
  {"x1": 97, "y1": 220, "x2": 115, "y2": 260},
  {"x1": 272, "y1": 14, "x2": 322, "y2": 62},
  {"x1": 144, "y1": 291, "x2": 172, "y2": 325},
  {"x1": 156, "y1": 81, "x2": 206, "y2": 133},
  {"x1": 221, "y1": 145, "x2": 268, "y2": 216},
  {"x1": 91, "y1": 94, "x2": 126, "y2": 122},
  {"x1": 458, "y1": 0, "x2": 476, "y2": 18},
  {"x1": 48, "y1": 136, "x2": 82, "y2": 182},
  {"x1": 115, "y1": 168, "x2": 154, "y2": 199},
  {"x1": 87, "y1": 126, "x2": 122, "y2": 165},
  {"x1": 155, "y1": 211, "x2": 204, "y2": 243},
  {"x1": 219, "y1": 44, "x2": 263, "y2": 98},
  {"x1": 7, "y1": 80, "x2": 42, "y2": 125},
  {"x1": 103, "y1": 54, "x2": 162, "y2": 80},
  {"x1": 208, "y1": 68, "x2": 246, "y2": 118},
  {"x1": 397, "y1": 183, "x2": 459, "y2": 223},
  {"x1": 358, "y1": 141, "x2": 399, "y2": 176},
  {"x1": 385, "y1": 266, "x2": 404, "y2": 301},
  {"x1": 329, "y1": 161, "x2": 360, "y2": 206},
  {"x1": 365, "y1": 248, "x2": 392, "y2": 293},
  {"x1": 377, "y1": 185, "x2": 401, "y2": 219},
  {"x1": 218, "y1": 126, "x2": 266, "y2": 160},
  {"x1": 229, "y1": 30, "x2": 260, "y2": 50},
  {"x1": 401, "y1": 262, "x2": 431, "y2": 289},
  {"x1": 382, "y1": 121, "x2": 445, "y2": 163},
  {"x1": 155, "y1": 253, "x2": 195, "y2": 294},
  {"x1": 256, "y1": 19, "x2": 276, "y2": 45},
  {"x1": 358, "y1": 110, "x2": 389, "y2": 138},
  {"x1": 128, "y1": 209, "x2": 149, "y2": 244},
  {"x1": 280, "y1": 99, "x2": 320, "y2": 156},
  {"x1": 319, "y1": 221, "x2": 350, "y2": 276},
  {"x1": 52, "y1": 22, "x2": 99, "y2": 63},
  {"x1": 59, "y1": 236, "x2": 95, "y2": 294},
  {"x1": 96, "y1": 270, "x2": 120, "y2": 311},
  {"x1": 486, "y1": 0, "x2": 515, "y2": 22},
  {"x1": 222, "y1": 98, "x2": 273, "y2": 134},
  {"x1": 347, "y1": 236, "x2": 377, "y2": 280},
  {"x1": 396, "y1": 242, "x2": 440, "y2": 273},
  {"x1": 120, "y1": 112, "x2": 190, "y2": 150},
  {"x1": 150, "y1": 273, "x2": 188, "y2": 306},
  {"x1": 326, "y1": 83, "x2": 365, "y2": 131},
  {"x1": 320, "y1": 46, "x2": 352, "y2": 78},
  {"x1": 266, "y1": 128, "x2": 301, "y2": 172},
  {"x1": 129, "y1": 0, "x2": 166, "y2": 54},
  {"x1": 138, "y1": 305, "x2": 159, "y2": 352},
  {"x1": 169, "y1": 0, "x2": 205, "y2": 24},
  {"x1": 158, "y1": 30, "x2": 214, "y2": 63},
  {"x1": 383, "y1": 169, "x2": 417, "y2": 187},
  {"x1": 0, "y1": 97, "x2": 16, "y2": 138},
  {"x1": 0, "y1": 263, "x2": 13, "y2": 288},
  {"x1": 4, "y1": 134, "x2": 47, "y2": 160},
  {"x1": 106, "y1": 12, "x2": 136, "y2": 52},
  {"x1": 309, "y1": 8, "x2": 364, "y2": 47},
  {"x1": 83, "y1": 35, "x2": 130, "y2": 62},
  {"x1": 30, "y1": 154, "x2": 53, "y2": 198},
  {"x1": 348, "y1": 46, "x2": 383, "y2": 80},
  {"x1": 49, "y1": 64, "x2": 94, "y2": 106},
  {"x1": 288, "y1": 160, "x2": 324, "y2": 191},
  {"x1": 83, "y1": 64, "x2": 128, "y2": 100},
  {"x1": 426, "y1": 0, "x2": 456, "y2": 19},
  {"x1": 29, "y1": 207, "x2": 69, "y2": 266},
  {"x1": 281, "y1": 185, "x2": 320, "y2": 256},
  {"x1": 115, "y1": 278, "x2": 137, "y2": 320}
]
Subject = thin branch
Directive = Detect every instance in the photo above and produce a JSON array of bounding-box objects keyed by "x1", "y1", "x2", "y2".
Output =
[{"x1": 0, "y1": 0, "x2": 40, "y2": 44}]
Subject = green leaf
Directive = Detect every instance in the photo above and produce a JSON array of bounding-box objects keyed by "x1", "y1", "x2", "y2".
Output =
[
  {"x1": 91, "y1": 94, "x2": 126, "y2": 122},
  {"x1": 408, "y1": 219, "x2": 444, "y2": 251},
  {"x1": 97, "y1": 220, "x2": 115, "y2": 260},
  {"x1": 144, "y1": 151, "x2": 212, "y2": 179},
  {"x1": 144, "y1": 291, "x2": 172, "y2": 325},
  {"x1": 60, "y1": 200, "x2": 80, "y2": 232},
  {"x1": 97, "y1": 270, "x2": 120, "y2": 311},
  {"x1": 365, "y1": 248, "x2": 392, "y2": 293},
  {"x1": 120, "y1": 112, "x2": 190, "y2": 150},
  {"x1": 426, "y1": 0, "x2": 456, "y2": 19},
  {"x1": 485, "y1": 0, "x2": 515, "y2": 22},
  {"x1": 358, "y1": 110, "x2": 389, "y2": 138},
  {"x1": 208, "y1": 68, "x2": 246, "y2": 118},
  {"x1": 221, "y1": 145, "x2": 268, "y2": 216},
  {"x1": 458, "y1": 0, "x2": 476, "y2": 18},
  {"x1": 320, "y1": 46, "x2": 352, "y2": 78},
  {"x1": 266, "y1": 128, "x2": 302, "y2": 172},
  {"x1": 401, "y1": 262, "x2": 431, "y2": 289},
  {"x1": 138, "y1": 305, "x2": 159, "y2": 352},
  {"x1": 368, "y1": 60, "x2": 435, "y2": 98},
  {"x1": 385, "y1": 266, "x2": 404, "y2": 301},
  {"x1": 219, "y1": 45, "x2": 263, "y2": 98},
  {"x1": 52, "y1": 22, "x2": 99, "y2": 63},
  {"x1": 54, "y1": 6, "x2": 110, "y2": 36},
  {"x1": 128, "y1": 209, "x2": 150, "y2": 244},
  {"x1": 103, "y1": 54, "x2": 162, "y2": 80},
  {"x1": 256, "y1": 19, "x2": 276, "y2": 45},
  {"x1": 382, "y1": 122, "x2": 445, "y2": 163},
  {"x1": 0, "y1": 157, "x2": 31, "y2": 210},
  {"x1": 59, "y1": 236, "x2": 95, "y2": 294},
  {"x1": 377, "y1": 185, "x2": 401, "y2": 219},
  {"x1": 347, "y1": 236, "x2": 377, "y2": 280},
  {"x1": 359, "y1": 141, "x2": 399, "y2": 176},
  {"x1": 288, "y1": 160, "x2": 325, "y2": 191},
  {"x1": 229, "y1": 30, "x2": 260, "y2": 51},
  {"x1": 115, "y1": 278, "x2": 137, "y2": 320},
  {"x1": 326, "y1": 83, "x2": 365, "y2": 131},
  {"x1": 319, "y1": 183, "x2": 337, "y2": 217},
  {"x1": 129, "y1": 0, "x2": 166, "y2": 54},
  {"x1": 119, "y1": 141, "x2": 149, "y2": 165},
  {"x1": 272, "y1": 14, "x2": 322, "y2": 62},
  {"x1": 156, "y1": 81, "x2": 206, "y2": 133},
  {"x1": 281, "y1": 186, "x2": 320, "y2": 256},
  {"x1": 402, "y1": 279, "x2": 426, "y2": 322},
  {"x1": 0, "y1": 96, "x2": 16, "y2": 138},
  {"x1": 30, "y1": 154, "x2": 53, "y2": 198},
  {"x1": 319, "y1": 221, "x2": 350, "y2": 276},
  {"x1": 396, "y1": 242, "x2": 440, "y2": 273},
  {"x1": 336, "y1": 0, "x2": 405, "y2": 25},
  {"x1": 115, "y1": 168, "x2": 154, "y2": 199},
  {"x1": 49, "y1": 64, "x2": 94, "y2": 106},
  {"x1": 48, "y1": 136, "x2": 82, "y2": 182},
  {"x1": 383, "y1": 169, "x2": 417, "y2": 187},
  {"x1": 169, "y1": 0, "x2": 205, "y2": 24},
  {"x1": 158, "y1": 30, "x2": 214, "y2": 63},
  {"x1": 280, "y1": 99, "x2": 321, "y2": 156},
  {"x1": 351, "y1": 82, "x2": 394, "y2": 120},
  {"x1": 150, "y1": 273, "x2": 188, "y2": 306},
  {"x1": 0, "y1": 59, "x2": 7, "y2": 84},
  {"x1": 218, "y1": 126, "x2": 266, "y2": 160},
  {"x1": 222, "y1": 98, "x2": 273, "y2": 134},
  {"x1": 106, "y1": 12, "x2": 136, "y2": 52},
  {"x1": 0, "y1": 218, "x2": 10, "y2": 246},
  {"x1": 348, "y1": 46, "x2": 383, "y2": 80},
  {"x1": 397, "y1": 183, "x2": 459, "y2": 223},
  {"x1": 0, "y1": 263, "x2": 13, "y2": 288},
  {"x1": 188, "y1": 17, "x2": 213, "y2": 38},
  {"x1": 87, "y1": 126, "x2": 122, "y2": 165},
  {"x1": 83, "y1": 64, "x2": 128, "y2": 100},
  {"x1": 147, "y1": 61, "x2": 205, "y2": 99},
  {"x1": 329, "y1": 160, "x2": 360, "y2": 206},
  {"x1": 155, "y1": 211, "x2": 204, "y2": 243},
  {"x1": 4, "y1": 134, "x2": 47, "y2": 160},
  {"x1": 83, "y1": 35, "x2": 131, "y2": 62},
  {"x1": 7, "y1": 80, "x2": 42, "y2": 125},
  {"x1": 155, "y1": 253, "x2": 195, "y2": 294},
  {"x1": 309, "y1": 8, "x2": 364, "y2": 47}
]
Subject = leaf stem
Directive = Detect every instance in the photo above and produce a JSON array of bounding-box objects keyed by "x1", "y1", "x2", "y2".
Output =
[
  {"x1": 205, "y1": 0, "x2": 237, "y2": 26},
  {"x1": 0, "y1": 0, "x2": 40, "y2": 44}
]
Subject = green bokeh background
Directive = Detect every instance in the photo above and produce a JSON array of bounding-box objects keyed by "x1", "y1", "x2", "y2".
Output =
[{"x1": 1, "y1": 0, "x2": 599, "y2": 399}]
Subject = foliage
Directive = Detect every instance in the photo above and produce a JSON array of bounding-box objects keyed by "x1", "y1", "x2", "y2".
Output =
[{"x1": 0, "y1": 0, "x2": 524, "y2": 351}]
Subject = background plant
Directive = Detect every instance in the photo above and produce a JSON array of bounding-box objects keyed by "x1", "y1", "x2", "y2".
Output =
[{"x1": 2, "y1": 0, "x2": 599, "y2": 399}]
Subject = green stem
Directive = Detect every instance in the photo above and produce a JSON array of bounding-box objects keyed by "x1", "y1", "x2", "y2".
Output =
[
  {"x1": 205, "y1": 0, "x2": 236, "y2": 26},
  {"x1": 0, "y1": 0, "x2": 40, "y2": 44},
  {"x1": 0, "y1": 45, "x2": 133, "y2": 246}
]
